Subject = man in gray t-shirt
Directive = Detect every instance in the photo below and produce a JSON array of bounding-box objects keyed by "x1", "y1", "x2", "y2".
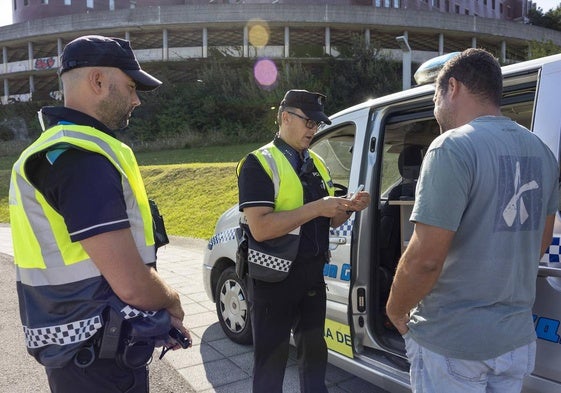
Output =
[{"x1": 386, "y1": 49, "x2": 559, "y2": 392}]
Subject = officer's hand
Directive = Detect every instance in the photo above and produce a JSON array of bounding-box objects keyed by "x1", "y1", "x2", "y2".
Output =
[
  {"x1": 347, "y1": 191, "x2": 370, "y2": 213},
  {"x1": 166, "y1": 316, "x2": 192, "y2": 350},
  {"x1": 167, "y1": 292, "x2": 185, "y2": 322},
  {"x1": 319, "y1": 196, "x2": 352, "y2": 217}
]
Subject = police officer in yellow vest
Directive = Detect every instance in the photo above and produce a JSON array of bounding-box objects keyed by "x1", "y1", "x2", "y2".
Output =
[
  {"x1": 237, "y1": 90, "x2": 370, "y2": 393},
  {"x1": 9, "y1": 35, "x2": 191, "y2": 393}
]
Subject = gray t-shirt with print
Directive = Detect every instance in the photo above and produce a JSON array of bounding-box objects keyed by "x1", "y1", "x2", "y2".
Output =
[{"x1": 408, "y1": 116, "x2": 559, "y2": 360}]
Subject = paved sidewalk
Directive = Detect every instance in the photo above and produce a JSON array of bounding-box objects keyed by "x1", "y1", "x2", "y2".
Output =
[{"x1": 0, "y1": 224, "x2": 390, "y2": 393}]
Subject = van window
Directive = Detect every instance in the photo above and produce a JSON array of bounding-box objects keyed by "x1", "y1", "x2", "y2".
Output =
[
  {"x1": 378, "y1": 85, "x2": 536, "y2": 205},
  {"x1": 312, "y1": 124, "x2": 356, "y2": 196},
  {"x1": 379, "y1": 116, "x2": 439, "y2": 201}
]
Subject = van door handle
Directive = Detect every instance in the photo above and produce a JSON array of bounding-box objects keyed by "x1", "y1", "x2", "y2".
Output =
[
  {"x1": 328, "y1": 236, "x2": 346, "y2": 251},
  {"x1": 538, "y1": 266, "x2": 561, "y2": 278},
  {"x1": 329, "y1": 237, "x2": 347, "y2": 245}
]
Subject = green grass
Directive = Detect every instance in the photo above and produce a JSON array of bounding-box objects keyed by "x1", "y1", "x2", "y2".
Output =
[
  {"x1": 0, "y1": 156, "x2": 17, "y2": 170},
  {"x1": 0, "y1": 143, "x2": 264, "y2": 240},
  {"x1": 142, "y1": 163, "x2": 238, "y2": 239},
  {"x1": 135, "y1": 143, "x2": 263, "y2": 166},
  {"x1": 0, "y1": 170, "x2": 9, "y2": 223}
]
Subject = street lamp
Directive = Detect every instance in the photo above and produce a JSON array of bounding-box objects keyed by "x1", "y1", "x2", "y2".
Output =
[{"x1": 396, "y1": 35, "x2": 411, "y2": 90}]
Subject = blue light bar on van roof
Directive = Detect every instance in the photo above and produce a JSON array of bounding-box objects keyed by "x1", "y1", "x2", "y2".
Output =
[{"x1": 414, "y1": 52, "x2": 461, "y2": 86}]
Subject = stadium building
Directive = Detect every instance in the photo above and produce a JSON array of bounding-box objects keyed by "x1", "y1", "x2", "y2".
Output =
[{"x1": 2, "y1": 0, "x2": 560, "y2": 103}]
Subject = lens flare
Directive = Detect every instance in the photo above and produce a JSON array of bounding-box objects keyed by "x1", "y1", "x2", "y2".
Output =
[
  {"x1": 247, "y1": 19, "x2": 270, "y2": 48},
  {"x1": 254, "y1": 59, "x2": 278, "y2": 88}
]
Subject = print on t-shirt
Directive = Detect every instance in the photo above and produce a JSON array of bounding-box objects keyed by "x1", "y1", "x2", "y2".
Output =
[{"x1": 495, "y1": 156, "x2": 542, "y2": 232}]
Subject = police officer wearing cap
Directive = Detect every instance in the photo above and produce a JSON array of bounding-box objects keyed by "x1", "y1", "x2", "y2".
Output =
[
  {"x1": 9, "y1": 35, "x2": 191, "y2": 392},
  {"x1": 237, "y1": 89, "x2": 370, "y2": 393}
]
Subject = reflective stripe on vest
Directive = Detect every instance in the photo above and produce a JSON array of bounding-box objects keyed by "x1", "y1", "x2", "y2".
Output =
[
  {"x1": 238, "y1": 142, "x2": 335, "y2": 209},
  {"x1": 10, "y1": 124, "x2": 155, "y2": 286}
]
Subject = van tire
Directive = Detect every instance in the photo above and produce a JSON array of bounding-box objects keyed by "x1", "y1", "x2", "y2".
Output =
[{"x1": 215, "y1": 266, "x2": 253, "y2": 345}]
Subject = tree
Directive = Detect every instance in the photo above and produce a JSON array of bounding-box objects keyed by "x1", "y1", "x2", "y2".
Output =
[{"x1": 528, "y1": 3, "x2": 561, "y2": 31}]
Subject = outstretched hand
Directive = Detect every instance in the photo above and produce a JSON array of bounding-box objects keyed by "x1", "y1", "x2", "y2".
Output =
[
  {"x1": 319, "y1": 191, "x2": 370, "y2": 217},
  {"x1": 347, "y1": 191, "x2": 371, "y2": 213}
]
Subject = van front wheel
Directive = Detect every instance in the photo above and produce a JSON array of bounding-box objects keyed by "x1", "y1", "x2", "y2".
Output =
[{"x1": 215, "y1": 266, "x2": 253, "y2": 345}]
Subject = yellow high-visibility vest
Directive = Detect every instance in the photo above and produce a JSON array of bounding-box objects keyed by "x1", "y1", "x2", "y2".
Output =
[
  {"x1": 237, "y1": 141, "x2": 334, "y2": 282},
  {"x1": 10, "y1": 124, "x2": 155, "y2": 281}
]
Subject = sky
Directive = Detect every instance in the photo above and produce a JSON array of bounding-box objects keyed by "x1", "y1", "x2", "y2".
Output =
[
  {"x1": 532, "y1": 0, "x2": 561, "y2": 11},
  {"x1": 0, "y1": 2, "x2": 11, "y2": 27},
  {"x1": 0, "y1": 0, "x2": 559, "y2": 27}
]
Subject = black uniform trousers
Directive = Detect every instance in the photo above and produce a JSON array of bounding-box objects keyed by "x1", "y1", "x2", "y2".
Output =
[
  {"x1": 46, "y1": 357, "x2": 149, "y2": 393},
  {"x1": 247, "y1": 254, "x2": 329, "y2": 393}
]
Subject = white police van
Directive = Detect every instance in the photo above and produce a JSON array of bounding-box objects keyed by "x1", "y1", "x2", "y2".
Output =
[{"x1": 203, "y1": 53, "x2": 561, "y2": 393}]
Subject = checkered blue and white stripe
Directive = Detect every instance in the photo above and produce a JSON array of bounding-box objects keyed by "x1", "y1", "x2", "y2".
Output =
[
  {"x1": 249, "y1": 249, "x2": 291, "y2": 272},
  {"x1": 208, "y1": 217, "x2": 354, "y2": 251},
  {"x1": 542, "y1": 236, "x2": 561, "y2": 264},
  {"x1": 208, "y1": 227, "x2": 237, "y2": 250},
  {"x1": 120, "y1": 305, "x2": 157, "y2": 319},
  {"x1": 23, "y1": 305, "x2": 159, "y2": 349},
  {"x1": 331, "y1": 217, "x2": 354, "y2": 237},
  {"x1": 24, "y1": 315, "x2": 103, "y2": 348}
]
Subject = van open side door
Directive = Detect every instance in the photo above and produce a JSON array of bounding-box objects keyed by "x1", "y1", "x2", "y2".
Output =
[{"x1": 527, "y1": 58, "x2": 561, "y2": 392}]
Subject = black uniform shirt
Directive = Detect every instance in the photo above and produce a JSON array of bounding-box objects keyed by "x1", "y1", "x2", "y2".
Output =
[
  {"x1": 238, "y1": 138, "x2": 330, "y2": 257},
  {"x1": 25, "y1": 106, "x2": 130, "y2": 242}
]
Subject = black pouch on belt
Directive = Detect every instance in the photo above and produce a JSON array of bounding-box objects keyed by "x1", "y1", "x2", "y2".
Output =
[
  {"x1": 117, "y1": 309, "x2": 171, "y2": 369},
  {"x1": 117, "y1": 323, "x2": 157, "y2": 369},
  {"x1": 98, "y1": 307, "x2": 124, "y2": 360},
  {"x1": 150, "y1": 199, "x2": 169, "y2": 250}
]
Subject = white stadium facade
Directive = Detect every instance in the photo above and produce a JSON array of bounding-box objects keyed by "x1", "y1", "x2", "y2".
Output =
[{"x1": 2, "y1": 0, "x2": 561, "y2": 103}]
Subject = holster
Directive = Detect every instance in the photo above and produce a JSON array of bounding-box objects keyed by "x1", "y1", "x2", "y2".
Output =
[
  {"x1": 98, "y1": 307, "x2": 123, "y2": 360},
  {"x1": 97, "y1": 307, "x2": 157, "y2": 369}
]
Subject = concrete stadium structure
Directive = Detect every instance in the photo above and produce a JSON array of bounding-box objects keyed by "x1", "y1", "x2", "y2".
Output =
[
  {"x1": 10, "y1": 0, "x2": 534, "y2": 23},
  {"x1": 1, "y1": 2, "x2": 561, "y2": 103}
]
